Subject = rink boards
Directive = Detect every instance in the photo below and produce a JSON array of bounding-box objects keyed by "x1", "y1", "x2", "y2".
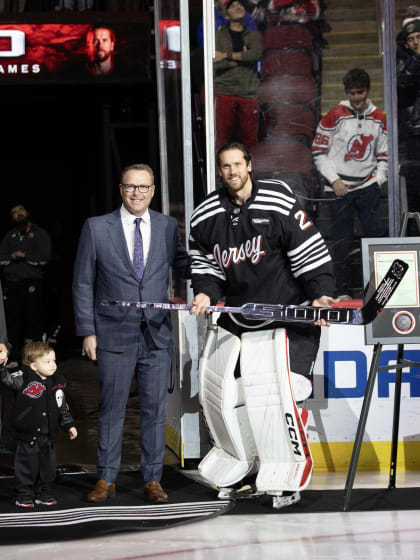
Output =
[{"x1": 166, "y1": 314, "x2": 420, "y2": 472}]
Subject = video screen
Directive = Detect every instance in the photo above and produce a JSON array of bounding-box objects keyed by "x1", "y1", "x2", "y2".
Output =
[{"x1": 0, "y1": 22, "x2": 151, "y2": 84}]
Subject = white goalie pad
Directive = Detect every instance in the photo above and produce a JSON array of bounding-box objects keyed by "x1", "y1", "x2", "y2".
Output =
[
  {"x1": 198, "y1": 326, "x2": 258, "y2": 487},
  {"x1": 240, "y1": 329, "x2": 313, "y2": 493}
]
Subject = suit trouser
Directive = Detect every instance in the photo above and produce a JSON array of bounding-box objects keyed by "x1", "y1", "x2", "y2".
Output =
[
  {"x1": 15, "y1": 436, "x2": 56, "y2": 500},
  {"x1": 96, "y1": 326, "x2": 171, "y2": 484}
]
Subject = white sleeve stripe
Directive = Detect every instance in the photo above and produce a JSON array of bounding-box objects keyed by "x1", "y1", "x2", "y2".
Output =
[
  {"x1": 290, "y1": 248, "x2": 329, "y2": 270},
  {"x1": 253, "y1": 195, "x2": 294, "y2": 209},
  {"x1": 258, "y1": 188, "x2": 296, "y2": 204},
  {"x1": 290, "y1": 248, "x2": 330, "y2": 271},
  {"x1": 287, "y1": 233, "x2": 322, "y2": 257},
  {"x1": 258, "y1": 179, "x2": 293, "y2": 193},
  {"x1": 190, "y1": 249, "x2": 217, "y2": 260},
  {"x1": 192, "y1": 259, "x2": 221, "y2": 272},
  {"x1": 192, "y1": 254, "x2": 218, "y2": 264},
  {"x1": 191, "y1": 199, "x2": 222, "y2": 221},
  {"x1": 192, "y1": 192, "x2": 220, "y2": 215},
  {"x1": 292, "y1": 254, "x2": 332, "y2": 278},
  {"x1": 248, "y1": 203, "x2": 290, "y2": 216},
  {"x1": 191, "y1": 207, "x2": 226, "y2": 228},
  {"x1": 192, "y1": 268, "x2": 226, "y2": 280},
  {"x1": 288, "y1": 238, "x2": 326, "y2": 262}
]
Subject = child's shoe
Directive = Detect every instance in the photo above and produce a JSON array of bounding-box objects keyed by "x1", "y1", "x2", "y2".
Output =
[
  {"x1": 15, "y1": 498, "x2": 34, "y2": 509},
  {"x1": 35, "y1": 495, "x2": 57, "y2": 506}
]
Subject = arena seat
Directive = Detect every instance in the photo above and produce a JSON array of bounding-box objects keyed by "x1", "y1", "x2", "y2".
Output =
[
  {"x1": 262, "y1": 25, "x2": 314, "y2": 57},
  {"x1": 262, "y1": 51, "x2": 313, "y2": 80},
  {"x1": 251, "y1": 139, "x2": 313, "y2": 180},
  {"x1": 259, "y1": 75, "x2": 319, "y2": 107},
  {"x1": 262, "y1": 103, "x2": 316, "y2": 145}
]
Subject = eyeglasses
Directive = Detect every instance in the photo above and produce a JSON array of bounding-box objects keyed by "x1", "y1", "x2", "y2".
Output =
[{"x1": 121, "y1": 184, "x2": 154, "y2": 193}]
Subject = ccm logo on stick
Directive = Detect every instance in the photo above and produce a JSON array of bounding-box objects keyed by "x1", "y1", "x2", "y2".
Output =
[{"x1": 0, "y1": 30, "x2": 25, "y2": 57}]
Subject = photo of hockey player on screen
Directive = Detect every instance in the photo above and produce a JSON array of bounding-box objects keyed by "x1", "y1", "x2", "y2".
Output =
[{"x1": 85, "y1": 25, "x2": 116, "y2": 76}]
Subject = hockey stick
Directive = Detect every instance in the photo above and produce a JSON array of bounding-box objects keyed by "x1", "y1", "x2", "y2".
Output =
[{"x1": 101, "y1": 259, "x2": 408, "y2": 326}]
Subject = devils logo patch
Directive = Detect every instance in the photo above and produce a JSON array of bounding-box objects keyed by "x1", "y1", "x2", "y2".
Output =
[
  {"x1": 344, "y1": 134, "x2": 374, "y2": 162},
  {"x1": 22, "y1": 381, "x2": 46, "y2": 398}
]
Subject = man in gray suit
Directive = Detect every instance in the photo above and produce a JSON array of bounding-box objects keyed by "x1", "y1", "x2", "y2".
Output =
[{"x1": 73, "y1": 163, "x2": 191, "y2": 503}]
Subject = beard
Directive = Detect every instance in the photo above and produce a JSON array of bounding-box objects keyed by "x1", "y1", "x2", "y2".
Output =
[{"x1": 15, "y1": 215, "x2": 30, "y2": 232}]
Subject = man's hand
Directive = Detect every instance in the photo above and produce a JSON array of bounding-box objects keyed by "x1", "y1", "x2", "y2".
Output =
[
  {"x1": 11, "y1": 250, "x2": 25, "y2": 260},
  {"x1": 312, "y1": 295, "x2": 340, "y2": 327},
  {"x1": 69, "y1": 427, "x2": 78, "y2": 440},
  {"x1": 83, "y1": 335, "x2": 97, "y2": 361},
  {"x1": 214, "y1": 50, "x2": 228, "y2": 62},
  {"x1": 0, "y1": 343, "x2": 8, "y2": 366},
  {"x1": 332, "y1": 179, "x2": 348, "y2": 198},
  {"x1": 190, "y1": 293, "x2": 211, "y2": 316}
]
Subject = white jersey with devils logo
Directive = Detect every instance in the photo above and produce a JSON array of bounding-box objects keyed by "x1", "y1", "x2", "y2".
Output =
[{"x1": 312, "y1": 99, "x2": 388, "y2": 192}]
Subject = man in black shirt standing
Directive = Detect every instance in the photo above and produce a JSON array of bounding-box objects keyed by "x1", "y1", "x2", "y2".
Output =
[{"x1": 0, "y1": 205, "x2": 51, "y2": 359}]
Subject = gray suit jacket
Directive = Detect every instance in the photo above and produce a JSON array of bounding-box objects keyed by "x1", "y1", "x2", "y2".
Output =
[{"x1": 72, "y1": 208, "x2": 191, "y2": 351}]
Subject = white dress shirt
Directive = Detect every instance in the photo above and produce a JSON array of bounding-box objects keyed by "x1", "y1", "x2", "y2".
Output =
[{"x1": 120, "y1": 204, "x2": 152, "y2": 265}]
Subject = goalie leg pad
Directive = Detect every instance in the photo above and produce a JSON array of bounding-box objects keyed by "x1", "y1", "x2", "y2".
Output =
[
  {"x1": 240, "y1": 328, "x2": 313, "y2": 493},
  {"x1": 198, "y1": 326, "x2": 258, "y2": 487}
]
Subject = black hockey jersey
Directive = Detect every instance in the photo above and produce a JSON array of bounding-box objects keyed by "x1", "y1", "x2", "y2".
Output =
[{"x1": 190, "y1": 178, "x2": 336, "y2": 307}]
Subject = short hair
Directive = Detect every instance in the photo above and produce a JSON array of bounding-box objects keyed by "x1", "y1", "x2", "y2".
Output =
[
  {"x1": 88, "y1": 25, "x2": 116, "y2": 45},
  {"x1": 120, "y1": 163, "x2": 154, "y2": 185},
  {"x1": 216, "y1": 142, "x2": 252, "y2": 168},
  {"x1": 22, "y1": 342, "x2": 54, "y2": 366},
  {"x1": 11, "y1": 204, "x2": 28, "y2": 213},
  {"x1": 343, "y1": 68, "x2": 371, "y2": 91}
]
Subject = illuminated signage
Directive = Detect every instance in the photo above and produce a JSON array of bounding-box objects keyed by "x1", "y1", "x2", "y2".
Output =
[{"x1": 0, "y1": 23, "x2": 150, "y2": 83}]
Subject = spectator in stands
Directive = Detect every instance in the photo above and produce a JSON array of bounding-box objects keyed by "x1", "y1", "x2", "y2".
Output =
[
  {"x1": 214, "y1": 0, "x2": 263, "y2": 152},
  {"x1": 0, "y1": 205, "x2": 51, "y2": 361},
  {"x1": 249, "y1": 1, "x2": 325, "y2": 30},
  {"x1": 397, "y1": 8, "x2": 420, "y2": 226},
  {"x1": 86, "y1": 25, "x2": 116, "y2": 76},
  {"x1": 312, "y1": 68, "x2": 387, "y2": 299},
  {"x1": 198, "y1": 0, "x2": 258, "y2": 47}
]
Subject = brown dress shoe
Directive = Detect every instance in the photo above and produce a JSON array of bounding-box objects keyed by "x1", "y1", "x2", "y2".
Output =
[
  {"x1": 143, "y1": 481, "x2": 168, "y2": 503},
  {"x1": 88, "y1": 479, "x2": 116, "y2": 502}
]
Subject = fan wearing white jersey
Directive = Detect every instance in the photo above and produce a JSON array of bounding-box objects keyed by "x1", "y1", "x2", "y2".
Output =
[
  {"x1": 312, "y1": 68, "x2": 388, "y2": 298},
  {"x1": 188, "y1": 143, "x2": 337, "y2": 503}
]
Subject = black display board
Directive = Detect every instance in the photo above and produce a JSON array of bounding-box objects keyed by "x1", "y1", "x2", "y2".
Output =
[{"x1": 362, "y1": 237, "x2": 420, "y2": 344}]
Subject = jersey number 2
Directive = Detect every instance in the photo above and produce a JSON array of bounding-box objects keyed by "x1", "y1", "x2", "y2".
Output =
[{"x1": 294, "y1": 210, "x2": 313, "y2": 231}]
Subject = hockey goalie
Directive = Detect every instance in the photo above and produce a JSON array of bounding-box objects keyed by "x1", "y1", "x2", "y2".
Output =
[
  {"x1": 189, "y1": 142, "x2": 338, "y2": 507},
  {"x1": 188, "y1": 143, "x2": 407, "y2": 507}
]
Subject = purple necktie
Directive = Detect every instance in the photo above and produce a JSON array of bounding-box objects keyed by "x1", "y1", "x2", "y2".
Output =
[{"x1": 133, "y1": 217, "x2": 144, "y2": 280}]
